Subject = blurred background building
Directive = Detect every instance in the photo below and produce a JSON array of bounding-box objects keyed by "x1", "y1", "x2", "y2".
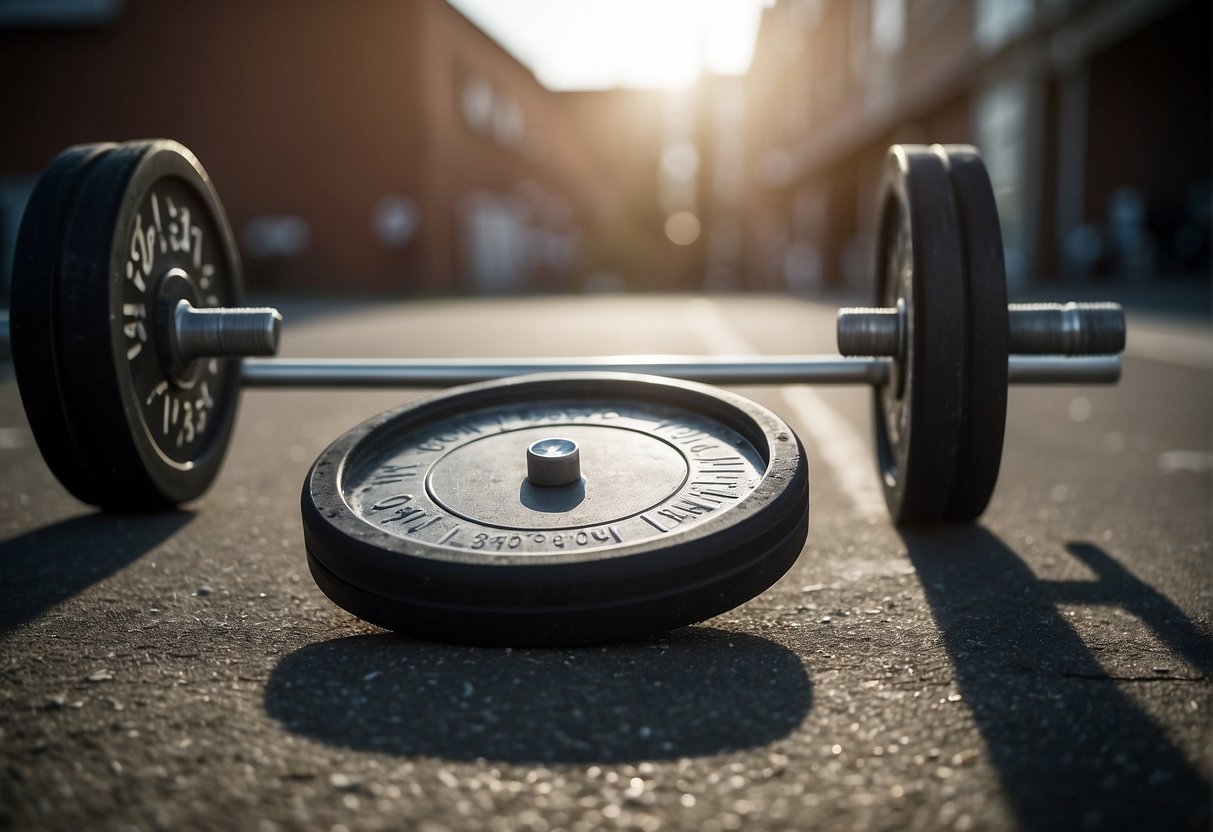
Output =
[
  {"x1": 743, "y1": 0, "x2": 1210, "y2": 293},
  {"x1": 0, "y1": 0, "x2": 1208, "y2": 300},
  {"x1": 0, "y1": 0, "x2": 676, "y2": 294}
]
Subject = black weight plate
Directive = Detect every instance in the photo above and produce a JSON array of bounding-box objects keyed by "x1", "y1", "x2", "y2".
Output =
[
  {"x1": 939, "y1": 145, "x2": 1009, "y2": 522},
  {"x1": 10, "y1": 143, "x2": 118, "y2": 506},
  {"x1": 303, "y1": 373, "x2": 809, "y2": 646},
  {"x1": 871, "y1": 146, "x2": 967, "y2": 524},
  {"x1": 54, "y1": 140, "x2": 244, "y2": 508}
]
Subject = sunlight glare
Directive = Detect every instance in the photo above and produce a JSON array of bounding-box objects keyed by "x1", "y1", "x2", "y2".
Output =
[{"x1": 447, "y1": 0, "x2": 774, "y2": 90}]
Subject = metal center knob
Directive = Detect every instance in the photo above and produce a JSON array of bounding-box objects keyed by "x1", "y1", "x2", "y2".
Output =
[{"x1": 526, "y1": 438, "x2": 581, "y2": 487}]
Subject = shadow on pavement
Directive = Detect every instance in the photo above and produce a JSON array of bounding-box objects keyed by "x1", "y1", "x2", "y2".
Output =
[
  {"x1": 903, "y1": 526, "x2": 1210, "y2": 831},
  {"x1": 0, "y1": 511, "x2": 193, "y2": 635},
  {"x1": 265, "y1": 626, "x2": 811, "y2": 764},
  {"x1": 1054, "y1": 542, "x2": 1213, "y2": 678}
]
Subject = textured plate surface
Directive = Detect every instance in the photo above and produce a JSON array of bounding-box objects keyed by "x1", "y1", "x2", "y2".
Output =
[
  {"x1": 303, "y1": 373, "x2": 809, "y2": 646},
  {"x1": 939, "y1": 145, "x2": 1009, "y2": 522},
  {"x1": 51, "y1": 140, "x2": 243, "y2": 507},
  {"x1": 871, "y1": 145, "x2": 967, "y2": 525},
  {"x1": 9, "y1": 142, "x2": 117, "y2": 506}
]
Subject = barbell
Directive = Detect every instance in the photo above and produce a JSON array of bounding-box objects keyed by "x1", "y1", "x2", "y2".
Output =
[{"x1": 6, "y1": 139, "x2": 1124, "y2": 526}]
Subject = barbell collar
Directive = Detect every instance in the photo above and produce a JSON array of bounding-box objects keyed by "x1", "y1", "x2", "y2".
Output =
[{"x1": 834, "y1": 306, "x2": 902, "y2": 357}]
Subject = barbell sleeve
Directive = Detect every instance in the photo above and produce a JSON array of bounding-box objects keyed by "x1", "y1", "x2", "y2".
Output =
[
  {"x1": 1006, "y1": 302, "x2": 1126, "y2": 355},
  {"x1": 172, "y1": 301, "x2": 282, "y2": 364},
  {"x1": 837, "y1": 302, "x2": 1126, "y2": 356}
]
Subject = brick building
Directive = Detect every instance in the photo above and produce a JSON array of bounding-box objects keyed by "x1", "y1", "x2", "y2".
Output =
[
  {"x1": 5, "y1": 1, "x2": 1204, "y2": 298},
  {"x1": 0, "y1": 0, "x2": 673, "y2": 296},
  {"x1": 742, "y1": 0, "x2": 1210, "y2": 292}
]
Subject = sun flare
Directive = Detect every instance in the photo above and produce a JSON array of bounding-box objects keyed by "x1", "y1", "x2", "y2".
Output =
[{"x1": 447, "y1": 0, "x2": 773, "y2": 90}]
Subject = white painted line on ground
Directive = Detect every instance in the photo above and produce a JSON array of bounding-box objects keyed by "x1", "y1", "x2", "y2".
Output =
[
  {"x1": 682, "y1": 299, "x2": 887, "y2": 521},
  {"x1": 1157, "y1": 450, "x2": 1213, "y2": 474},
  {"x1": 1125, "y1": 321, "x2": 1212, "y2": 371},
  {"x1": 778, "y1": 386, "x2": 887, "y2": 522},
  {"x1": 0, "y1": 427, "x2": 27, "y2": 450}
]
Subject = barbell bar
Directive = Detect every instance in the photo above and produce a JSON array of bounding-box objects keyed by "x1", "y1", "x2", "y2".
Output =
[
  {"x1": 238, "y1": 354, "x2": 1122, "y2": 388},
  {"x1": 7, "y1": 296, "x2": 1118, "y2": 388},
  {"x1": 5, "y1": 138, "x2": 1128, "y2": 523}
]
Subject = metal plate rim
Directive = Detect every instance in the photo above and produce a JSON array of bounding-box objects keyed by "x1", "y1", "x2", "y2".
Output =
[
  {"x1": 9, "y1": 142, "x2": 118, "y2": 506},
  {"x1": 305, "y1": 371, "x2": 806, "y2": 571},
  {"x1": 301, "y1": 372, "x2": 809, "y2": 646},
  {"x1": 303, "y1": 504, "x2": 810, "y2": 646},
  {"x1": 937, "y1": 144, "x2": 1010, "y2": 522},
  {"x1": 871, "y1": 145, "x2": 968, "y2": 524}
]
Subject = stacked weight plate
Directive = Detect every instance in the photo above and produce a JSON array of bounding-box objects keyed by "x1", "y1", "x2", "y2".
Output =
[
  {"x1": 9, "y1": 140, "x2": 245, "y2": 508},
  {"x1": 870, "y1": 144, "x2": 1010, "y2": 525},
  {"x1": 4, "y1": 138, "x2": 1127, "y2": 644}
]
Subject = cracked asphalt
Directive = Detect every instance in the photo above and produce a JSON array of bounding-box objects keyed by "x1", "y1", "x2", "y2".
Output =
[{"x1": 1, "y1": 294, "x2": 1209, "y2": 831}]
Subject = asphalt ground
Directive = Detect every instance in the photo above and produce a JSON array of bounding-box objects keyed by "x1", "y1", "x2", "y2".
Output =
[{"x1": 1, "y1": 294, "x2": 1210, "y2": 831}]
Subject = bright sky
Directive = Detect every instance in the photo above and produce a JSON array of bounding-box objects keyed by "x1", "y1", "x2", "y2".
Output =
[{"x1": 447, "y1": 0, "x2": 774, "y2": 91}]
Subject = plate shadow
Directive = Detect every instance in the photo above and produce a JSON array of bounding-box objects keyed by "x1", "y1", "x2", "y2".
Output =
[
  {"x1": 903, "y1": 526, "x2": 1210, "y2": 831},
  {"x1": 0, "y1": 510, "x2": 193, "y2": 635},
  {"x1": 265, "y1": 626, "x2": 811, "y2": 764}
]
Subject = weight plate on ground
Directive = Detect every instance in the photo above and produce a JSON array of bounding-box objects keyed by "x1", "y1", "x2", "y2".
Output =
[
  {"x1": 871, "y1": 145, "x2": 967, "y2": 524},
  {"x1": 11, "y1": 142, "x2": 118, "y2": 507},
  {"x1": 303, "y1": 373, "x2": 809, "y2": 646},
  {"x1": 939, "y1": 145, "x2": 1009, "y2": 522},
  {"x1": 36, "y1": 139, "x2": 243, "y2": 508}
]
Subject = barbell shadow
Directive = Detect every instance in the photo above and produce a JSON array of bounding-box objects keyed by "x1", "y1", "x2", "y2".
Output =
[
  {"x1": 0, "y1": 510, "x2": 193, "y2": 635},
  {"x1": 264, "y1": 626, "x2": 812, "y2": 764},
  {"x1": 902, "y1": 526, "x2": 1210, "y2": 831},
  {"x1": 1053, "y1": 542, "x2": 1213, "y2": 678}
]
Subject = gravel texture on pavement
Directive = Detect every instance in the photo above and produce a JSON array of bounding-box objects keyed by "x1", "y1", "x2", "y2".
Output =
[{"x1": 1, "y1": 295, "x2": 1209, "y2": 831}]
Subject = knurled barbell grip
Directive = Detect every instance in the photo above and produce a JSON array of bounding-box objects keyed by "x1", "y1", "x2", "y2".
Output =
[{"x1": 836, "y1": 302, "x2": 1126, "y2": 356}]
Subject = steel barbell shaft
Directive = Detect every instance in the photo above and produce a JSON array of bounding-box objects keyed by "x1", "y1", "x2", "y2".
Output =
[
  {"x1": 1005, "y1": 356, "x2": 1122, "y2": 384},
  {"x1": 836, "y1": 302, "x2": 1126, "y2": 356},
  {"x1": 242, "y1": 356, "x2": 889, "y2": 386},
  {"x1": 239, "y1": 355, "x2": 1121, "y2": 387}
]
